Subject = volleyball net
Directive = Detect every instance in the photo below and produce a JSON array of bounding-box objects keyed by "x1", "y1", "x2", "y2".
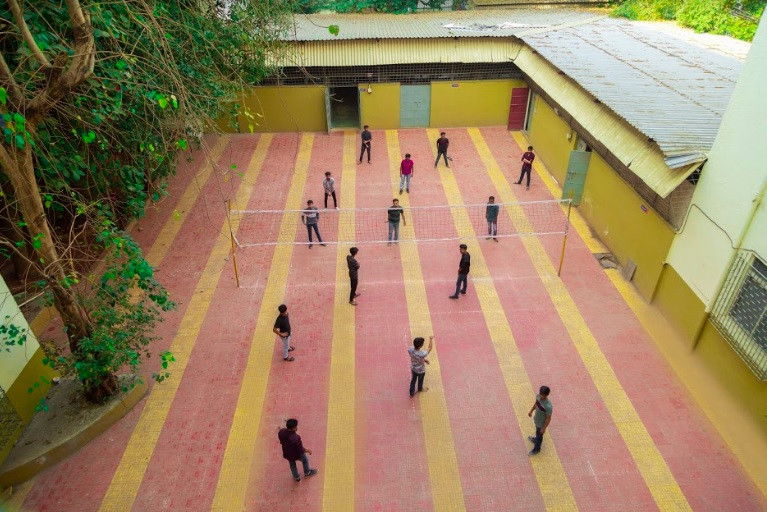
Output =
[{"x1": 229, "y1": 199, "x2": 571, "y2": 247}]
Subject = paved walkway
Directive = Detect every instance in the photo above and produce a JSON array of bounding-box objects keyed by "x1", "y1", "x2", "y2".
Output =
[{"x1": 9, "y1": 128, "x2": 765, "y2": 511}]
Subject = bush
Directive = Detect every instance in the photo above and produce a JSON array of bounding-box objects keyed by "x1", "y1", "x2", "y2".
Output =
[{"x1": 613, "y1": 0, "x2": 763, "y2": 41}]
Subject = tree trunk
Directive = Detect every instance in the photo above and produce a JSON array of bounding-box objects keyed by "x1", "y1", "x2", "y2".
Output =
[
  {"x1": 83, "y1": 373, "x2": 118, "y2": 404},
  {"x1": 3, "y1": 143, "x2": 92, "y2": 351}
]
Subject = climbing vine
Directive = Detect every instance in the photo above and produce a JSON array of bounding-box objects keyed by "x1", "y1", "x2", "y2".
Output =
[{"x1": 0, "y1": 0, "x2": 290, "y2": 402}]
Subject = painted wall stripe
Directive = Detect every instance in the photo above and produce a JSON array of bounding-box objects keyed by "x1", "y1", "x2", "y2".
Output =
[
  {"x1": 98, "y1": 134, "x2": 274, "y2": 512},
  {"x1": 469, "y1": 128, "x2": 692, "y2": 512},
  {"x1": 210, "y1": 133, "x2": 314, "y2": 512},
  {"x1": 385, "y1": 130, "x2": 466, "y2": 512},
  {"x1": 321, "y1": 132, "x2": 357, "y2": 512},
  {"x1": 427, "y1": 128, "x2": 579, "y2": 511}
]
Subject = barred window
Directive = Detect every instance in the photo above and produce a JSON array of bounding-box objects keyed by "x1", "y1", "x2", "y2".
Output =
[{"x1": 711, "y1": 252, "x2": 767, "y2": 380}]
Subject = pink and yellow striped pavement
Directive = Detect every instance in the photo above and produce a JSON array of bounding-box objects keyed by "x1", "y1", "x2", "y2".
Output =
[{"x1": 9, "y1": 128, "x2": 765, "y2": 512}]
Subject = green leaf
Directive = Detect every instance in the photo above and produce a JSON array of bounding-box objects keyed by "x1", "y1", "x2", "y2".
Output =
[
  {"x1": 14, "y1": 134, "x2": 25, "y2": 149},
  {"x1": 157, "y1": 96, "x2": 168, "y2": 109},
  {"x1": 175, "y1": 138, "x2": 188, "y2": 150},
  {"x1": 230, "y1": 164, "x2": 237, "y2": 170},
  {"x1": 0, "y1": 87, "x2": 6, "y2": 106},
  {"x1": 170, "y1": 94, "x2": 178, "y2": 109},
  {"x1": 82, "y1": 131, "x2": 96, "y2": 143},
  {"x1": 115, "y1": 59, "x2": 127, "y2": 70},
  {"x1": 328, "y1": 25, "x2": 340, "y2": 36}
]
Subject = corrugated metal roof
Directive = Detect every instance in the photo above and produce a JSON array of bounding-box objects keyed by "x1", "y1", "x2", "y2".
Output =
[
  {"x1": 517, "y1": 47, "x2": 701, "y2": 197},
  {"x1": 275, "y1": 38, "x2": 523, "y2": 66},
  {"x1": 281, "y1": 9, "x2": 745, "y2": 194},
  {"x1": 287, "y1": 9, "x2": 600, "y2": 41},
  {"x1": 520, "y1": 18, "x2": 741, "y2": 165}
]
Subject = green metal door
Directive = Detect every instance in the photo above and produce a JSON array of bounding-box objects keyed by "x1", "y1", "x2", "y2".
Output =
[
  {"x1": 400, "y1": 85, "x2": 430, "y2": 127},
  {"x1": 562, "y1": 150, "x2": 591, "y2": 205}
]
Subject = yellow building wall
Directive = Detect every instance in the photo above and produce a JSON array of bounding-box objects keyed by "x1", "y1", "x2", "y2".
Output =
[
  {"x1": 360, "y1": 82, "x2": 400, "y2": 129},
  {"x1": 654, "y1": 264, "x2": 706, "y2": 340},
  {"x1": 429, "y1": 79, "x2": 526, "y2": 128},
  {"x1": 653, "y1": 263, "x2": 767, "y2": 434},
  {"x1": 580, "y1": 152, "x2": 674, "y2": 299},
  {"x1": 527, "y1": 94, "x2": 574, "y2": 183},
  {"x1": 235, "y1": 86, "x2": 327, "y2": 133}
]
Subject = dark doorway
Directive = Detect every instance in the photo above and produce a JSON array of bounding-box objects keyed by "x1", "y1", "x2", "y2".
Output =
[{"x1": 327, "y1": 86, "x2": 360, "y2": 129}]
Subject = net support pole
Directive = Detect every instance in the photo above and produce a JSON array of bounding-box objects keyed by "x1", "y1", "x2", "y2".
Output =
[
  {"x1": 226, "y1": 200, "x2": 241, "y2": 288},
  {"x1": 557, "y1": 199, "x2": 573, "y2": 277}
]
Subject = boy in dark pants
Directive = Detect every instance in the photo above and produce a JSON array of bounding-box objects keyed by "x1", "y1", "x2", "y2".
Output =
[
  {"x1": 347, "y1": 247, "x2": 360, "y2": 305},
  {"x1": 515, "y1": 146, "x2": 535, "y2": 190},
  {"x1": 323, "y1": 171, "x2": 337, "y2": 209},
  {"x1": 527, "y1": 385, "x2": 553, "y2": 455},
  {"x1": 449, "y1": 244, "x2": 471, "y2": 299},
  {"x1": 486, "y1": 196, "x2": 499, "y2": 241},
  {"x1": 278, "y1": 418, "x2": 318, "y2": 482},
  {"x1": 359, "y1": 125, "x2": 372, "y2": 164},
  {"x1": 435, "y1": 132, "x2": 450, "y2": 167},
  {"x1": 301, "y1": 200, "x2": 325, "y2": 248},
  {"x1": 407, "y1": 336, "x2": 434, "y2": 397}
]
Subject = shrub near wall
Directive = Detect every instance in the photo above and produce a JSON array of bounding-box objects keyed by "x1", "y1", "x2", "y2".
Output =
[{"x1": 613, "y1": 0, "x2": 764, "y2": 41}]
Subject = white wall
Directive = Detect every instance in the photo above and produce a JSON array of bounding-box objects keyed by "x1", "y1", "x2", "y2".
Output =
[
  {"x1": 667, "y1": 17, "x2": 767, "y2": 306},
  {"x1": 0, "y1": 277, "x2": 41, "y2": 391}
]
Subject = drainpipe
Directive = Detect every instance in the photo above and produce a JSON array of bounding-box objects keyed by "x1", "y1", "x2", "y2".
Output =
[{"x1": 691, "y1": 175, "x2": 767, "y2": 350}]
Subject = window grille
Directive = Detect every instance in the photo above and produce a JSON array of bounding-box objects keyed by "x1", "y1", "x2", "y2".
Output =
[
  {"x1": 711, "y1": 251, "x2": 767, "y2": 380},
  {"x1": 261, "y1": 63, "x2": 523, "y2": 87}
]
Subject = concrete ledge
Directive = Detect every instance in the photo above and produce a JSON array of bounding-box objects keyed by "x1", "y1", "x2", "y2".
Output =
[{"x1": 0, "y1": 376, "x2": 147, "y2": 489}]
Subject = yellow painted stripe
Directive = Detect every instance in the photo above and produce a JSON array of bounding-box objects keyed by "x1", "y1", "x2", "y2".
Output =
[
  {"x1": 469, "y1": 128, "x2": 692, "y2": 512},
  {"x1": 427, "y1": 129, "x2": 578, "y2": 510},
  {"x1": 98, "y1": 134, "x2": 274, "y2": 512},
  {"x1": 322, "y1": 132, "x2": 357, "y2": 512},
  {"x1": 145, "y1": 137, "x2": 230, "y2": 266},
  {"x1": 385, "y1": 130, "x2": 466, "y2": 512},
  {"x1": 3, "y1": 478, "x2": 34, "y2": 511},
  {"x1": 512, "y1": 131, "x2": 767, "y2": 500},
  {"x1": 210, "y1": 133, "x2": 314, "y2": 512}
]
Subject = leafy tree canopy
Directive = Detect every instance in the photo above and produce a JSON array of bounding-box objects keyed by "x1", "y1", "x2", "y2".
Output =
[{"x1": 0, "y1": 0, "x2": 290, "y2": 402}]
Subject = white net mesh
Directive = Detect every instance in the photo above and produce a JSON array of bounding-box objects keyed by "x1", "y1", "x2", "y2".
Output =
[{"x1": 230, "y1": 199, "x2": 570, "y2": 247}]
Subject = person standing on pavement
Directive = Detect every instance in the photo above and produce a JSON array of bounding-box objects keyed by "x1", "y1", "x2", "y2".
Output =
[
  {"x1": 323, "y1": 171, "x2": 337, "y2": 209},
  {"x1": 347, "y1": 246, "x2": 360, "y2": 305},
  {"x1": 408, "y1": 336, "x2": 434, "y2": 397},
  {"x1": 435, "y1": 132, "x2": 450, "y2": 168},
  {"x1": 486, "y1": 196, "x2": 499, "y2": 241},
  {"x1": 399, "y1": 153, "x2": 414, "y2": 194},
  {"x1": 359, "y1": 125, "x2": 372, "y2": 164},
  {"x1": 387, "y1": 198, "x2": 406, "y2": 244},
  {"x1": 527, "y1": 385, "x2": 553, "y2": 455},
  {"x1": 449, "y1": 244, "x2": 471, "y2": 299},
  {"x1": 515, "y1": 146, "x2": 535, "y2": 190},
  {"x1": 301, "y1": 199, "x2": 325, "y2": 248},
  {"x1": 273, "y1": 304, "x2": 295, "y2": 362},
  {"x1": 278, "y1": 418, "x2": 318, "y2": 482}
]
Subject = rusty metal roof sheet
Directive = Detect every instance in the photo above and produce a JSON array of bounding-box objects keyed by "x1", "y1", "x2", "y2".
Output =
[
  {"x1": 283, "y1": 10, "x2": 745, "y2": 194},
  {"x1": 287, "y1": 9, "x2": 600, "y2": 41},
  {"x1": 520, "y1": 18, "x2": 742, "y2": 166}
]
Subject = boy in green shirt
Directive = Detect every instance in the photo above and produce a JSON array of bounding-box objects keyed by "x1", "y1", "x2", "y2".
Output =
[
  {"x1": 528, "y1": 385, "x2": 553, "y2": 455},
  {"x1": 486, "y1": 196, "x2": 499, "y2": 242}
]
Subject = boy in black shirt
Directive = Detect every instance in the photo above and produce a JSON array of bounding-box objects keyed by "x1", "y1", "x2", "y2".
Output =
[
  {"x1": 273, "y1": 304, "x2": 294, "y2": 362},
  {"x1": 435, "y1": 132, "x2": 450, "y2": 168},
  {"x1": 359, "y1": 125, "x2": 372, "y2": 164},
  {"x1": 449, "y1": 244, "x2": 471, "y2": 299}
]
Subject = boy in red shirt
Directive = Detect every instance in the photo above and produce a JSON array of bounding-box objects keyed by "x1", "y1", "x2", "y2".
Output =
[
  {"x1": 399, "y1": 153, "x2": 414, "y2": 194},
  {"x1": 516, "y1": 146, "x2": 535, "y2": 190}
]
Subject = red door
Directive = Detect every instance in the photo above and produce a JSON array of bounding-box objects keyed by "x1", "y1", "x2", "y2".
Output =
[{"x1": 507, "y1": 87, "x2": 530, "y2": 130}]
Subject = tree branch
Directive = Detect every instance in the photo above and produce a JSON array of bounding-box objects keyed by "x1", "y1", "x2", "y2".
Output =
[
  {"x1": 0, "y1": 51, "x2": 25, "y2": 108},
  {"x1": 25, "y1": 0, "x2": 95, "y2": 123},
  {"x1": 7, "y1": 0, "x2": 51, "y2": 69}
]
